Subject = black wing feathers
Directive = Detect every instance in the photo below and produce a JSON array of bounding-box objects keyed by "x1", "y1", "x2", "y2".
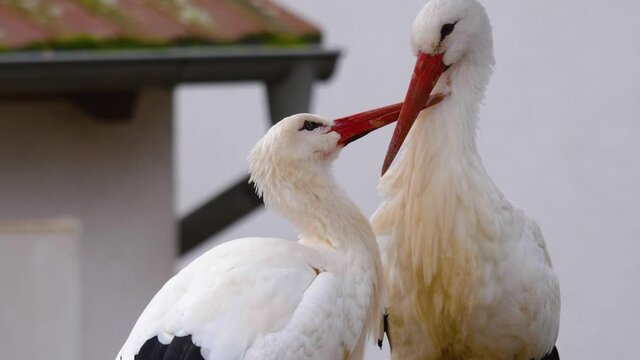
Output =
[
  {"x1": 164, "y1": 336, "x2": 204, "y2": 360},
  {"x1": 135, "y1": 337, "x2": 168, "y2": 359},
  {"x1": 540, "y1": 346, "x2": 560, "y2": 360},
  {"x1": 135, "y1": 336, "x2": 204, "y2": 360}
]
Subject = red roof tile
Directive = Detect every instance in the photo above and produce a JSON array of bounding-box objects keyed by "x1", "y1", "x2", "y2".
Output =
[
  {"x1": 0, "y1": 4, "x2": 49, "y2": 48},
  {"x1": 0, "y1": 0, "x2": 320, "y2": 50}
]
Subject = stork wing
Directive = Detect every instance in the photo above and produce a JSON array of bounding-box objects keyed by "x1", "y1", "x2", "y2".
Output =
[
  {"x1": 506, "y1": 216, "x2": 561, "y2": 357},
  {"x1": 135, "y1": 335, "x2": 202, "y2": 360},
  {"x1": 116, "y1": 237, "x2": 354, "y2": 360}
]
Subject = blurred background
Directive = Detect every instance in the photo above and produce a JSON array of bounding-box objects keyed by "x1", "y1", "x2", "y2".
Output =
[{"x1": 1, "y1": 0, "x2": 638, "y2": 359}]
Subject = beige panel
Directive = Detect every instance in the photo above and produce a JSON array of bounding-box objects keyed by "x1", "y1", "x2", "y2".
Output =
[
  {"x1": 0, "y1": 218, "x2": 80, "y2": 360},
  {"x1": 0, "y1": 89, "x2": 175, "y2": 359}
]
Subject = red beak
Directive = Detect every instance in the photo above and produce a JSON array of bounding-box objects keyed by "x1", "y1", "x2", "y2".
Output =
[
  {"x1": 381, "y1": 52, "x2": 447, "y2": 175},
  {"x1": 332, "y1": 93, "x2": 446, "y2": 147}
]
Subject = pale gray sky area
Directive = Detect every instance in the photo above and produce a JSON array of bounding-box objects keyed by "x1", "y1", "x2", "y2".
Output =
[{"x1": 176, "y1": 1, "x2": 640, "y2": 358}]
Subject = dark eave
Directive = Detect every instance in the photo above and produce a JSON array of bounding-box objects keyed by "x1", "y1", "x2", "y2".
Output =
[{"x1": 0, "y1": 46, "x2": 339, "y2": 94}]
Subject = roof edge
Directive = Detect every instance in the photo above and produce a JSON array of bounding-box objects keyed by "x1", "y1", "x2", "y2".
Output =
[{"x1": 0, "y1": 45, "x2": 341, "y2": 94}]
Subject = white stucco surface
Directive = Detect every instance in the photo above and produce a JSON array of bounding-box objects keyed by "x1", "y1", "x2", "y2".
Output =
[
  {"x1": 0, "y1": 219, "x2": 80, "y2": 360},
  {"x1": 0, "y1": 89, "x2": 175, "y2": 360},
  {"x1": 177, "y1": 1, "x2": 640, "y2": 359}
]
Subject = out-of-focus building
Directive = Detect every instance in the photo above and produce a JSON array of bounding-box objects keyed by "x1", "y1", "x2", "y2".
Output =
[{"x1": 0, "y1": 1, "x2": 338, "y2": 359}]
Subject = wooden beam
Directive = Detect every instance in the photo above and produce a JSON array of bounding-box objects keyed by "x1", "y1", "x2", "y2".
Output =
[
  {"x1": 70, "y1": 91, "x2": 138, "y2": 121},
  {"x1": 0, "y1": 91, "x2": 138, "y2": 122},
  {"x1": 179, "y1": 176, "x2": 262, "y2": 254}
]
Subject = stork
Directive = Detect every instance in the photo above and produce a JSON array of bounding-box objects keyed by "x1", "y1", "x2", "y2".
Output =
[
  {"x1": 373, "y1": 0, "x2": 561, "y2": 359},
  {"x1": 115, "y1": 97, "x2": 442, "y2": 360}
]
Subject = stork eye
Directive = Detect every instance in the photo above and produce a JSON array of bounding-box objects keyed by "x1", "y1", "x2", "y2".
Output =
[
  {"x1": 300, "y1": 121, "x2": 323, "y2": 131},
  {"x1": 440, "y1": 22, "x2": 456, "y2": 40}
]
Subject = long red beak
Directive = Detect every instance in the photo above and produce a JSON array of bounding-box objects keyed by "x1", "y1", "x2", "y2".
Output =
[
  {"x1": 332, "y1": 94, "x2": 446, "y2": 146},
  {"x1": 381, "y1": 52, "x2": 447, "y2": 175}
]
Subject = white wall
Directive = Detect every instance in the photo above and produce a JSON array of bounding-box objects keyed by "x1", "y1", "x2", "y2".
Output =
[
  {"x1": 177, "y1": 1, "x2": 640, "y2": 358},
  {"x1": 0, "y1": 89, "x2": 175, "y2": 360},
  {"x1": 0, "y1": 219, "x2": 80, "y2": 360}
]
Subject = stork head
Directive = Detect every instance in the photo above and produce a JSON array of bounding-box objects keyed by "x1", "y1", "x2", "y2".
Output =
[
  {"x1": 250, "y1": 114, "x2": 341, "y2": 175},
  {"x1": 382, "y1": 0, "x2": 494, "y2": 174},
  {"x1": 249, "y1": 102, "x2": 434, "y2": 209},
  {"x1": 411, "y1": 0, "x2": 492, "y2": 70}
]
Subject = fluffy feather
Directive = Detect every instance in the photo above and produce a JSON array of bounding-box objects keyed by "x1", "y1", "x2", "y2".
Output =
[
  {"x1": 373, "y1": 0, "x2": 560, "y2": 359},
  {"x1": 117, "y1": 114, "x2": 383, "y2": 360}
]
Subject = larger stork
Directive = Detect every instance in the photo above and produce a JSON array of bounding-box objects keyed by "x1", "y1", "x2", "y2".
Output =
[{"x1": 373, "y1": 0, "x2": 561, "y2": 359}]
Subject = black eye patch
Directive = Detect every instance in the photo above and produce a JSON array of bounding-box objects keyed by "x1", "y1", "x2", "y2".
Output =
[
  {"x1": 299, "y1": 120, "x2": 323, "y2": 131},
  {"x1": 440, "y1": 22, "x2": 456, "y2": 41}
]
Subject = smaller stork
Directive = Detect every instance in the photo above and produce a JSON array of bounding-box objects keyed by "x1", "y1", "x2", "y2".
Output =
[{"x1": 116, "y1": 98, "x2": 442, "y2": 360}]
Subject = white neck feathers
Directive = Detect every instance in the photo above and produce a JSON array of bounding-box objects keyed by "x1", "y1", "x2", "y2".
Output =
[
  {"x1": 250, "y1": 159, "x2": 384, "y2": 345},
  {"x1": 373, "y1": 54, "x2": 504, "y2": 341}
]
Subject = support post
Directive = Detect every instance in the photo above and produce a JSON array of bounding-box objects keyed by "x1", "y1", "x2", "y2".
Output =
[
  {"x1": 266, "y1": 61, "x2": 315, "y2": 124},
  {"x1": 179, "y1": 62, "x2": 316, "y2": 254}
]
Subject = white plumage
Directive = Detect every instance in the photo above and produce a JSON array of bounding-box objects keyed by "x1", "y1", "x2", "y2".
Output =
[
  {"x1": 117, "y1": 112, "x2": 389, "y2": 360},
  {"x1": 374, "y1": 0, "x2": 561, "y2": 359}
]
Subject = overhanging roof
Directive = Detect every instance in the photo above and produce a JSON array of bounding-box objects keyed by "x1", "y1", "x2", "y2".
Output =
[
  {"x1": 0, "y1": 46, "x2": 339, "y2": 94},
  {"x1": 0, "y1": 0, "x2": 320, "y2": 49}
]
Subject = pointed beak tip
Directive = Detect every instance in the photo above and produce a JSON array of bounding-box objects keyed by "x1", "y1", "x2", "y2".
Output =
[
  {"x1": 381, "y1": 51, "x2": 447, "y2": 173},
  {"x1": 380, "y1": 163, "x2": 390, "y2": 177}
]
